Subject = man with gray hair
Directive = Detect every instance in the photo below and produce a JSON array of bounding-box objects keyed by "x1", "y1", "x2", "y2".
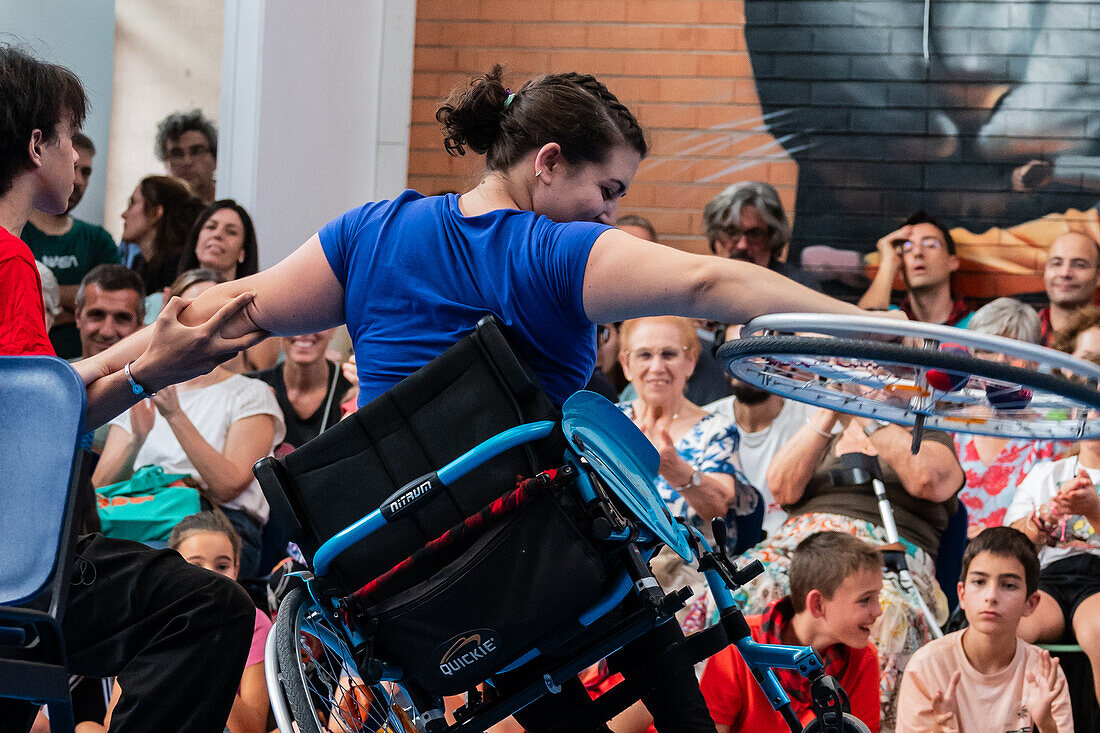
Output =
[
  {"x1": 702, "y1": 181, "x2": 820, "y2": 289},
  {"x1": 156, "y1": 109, "x2": 217, "y2": 204}
]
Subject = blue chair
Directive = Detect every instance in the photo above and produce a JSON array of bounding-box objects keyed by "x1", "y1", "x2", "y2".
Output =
[{"x1": 0, "y1": 356, "x2": 86, "y2": 732}]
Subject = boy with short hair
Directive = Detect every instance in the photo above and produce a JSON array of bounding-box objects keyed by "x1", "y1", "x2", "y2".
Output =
[
  {"x1": 699, "y1": 531, "x2": 884, "y2": 732},
  {"x1": 895, "y1": 527, "x2": 1072, "y2": 733}
]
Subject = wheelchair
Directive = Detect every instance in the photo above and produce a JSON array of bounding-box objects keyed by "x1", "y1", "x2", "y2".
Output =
[{"x1": 255, "y1": 317, "x2": 871, "y2": 733}]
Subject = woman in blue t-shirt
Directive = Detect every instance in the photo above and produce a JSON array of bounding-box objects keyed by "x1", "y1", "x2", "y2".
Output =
[{"x1": 95, "y1": 64, "x2": 878, "y2": 732}]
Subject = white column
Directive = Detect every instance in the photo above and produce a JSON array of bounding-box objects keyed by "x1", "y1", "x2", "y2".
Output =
[{"x1": 220, "y1": 0, "x2": 415, "y2": 269}]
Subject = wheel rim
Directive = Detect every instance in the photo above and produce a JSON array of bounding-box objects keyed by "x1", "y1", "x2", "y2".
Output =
[
  {"x1": 720, "y1": 336, "x2": 1100, "y2": 439},
  {"x1": 289, "y1": 598, "x2": 419, "y2": 732}
]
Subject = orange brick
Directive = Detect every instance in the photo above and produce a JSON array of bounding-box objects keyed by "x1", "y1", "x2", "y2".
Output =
[
  {"x1": 625, "y1": 1, "x2": 703, "y2": 24},
  {"x1": 478, "y1": 0, "x2": 556, "y2": 21},
  {"x1": 694, "y1": 52, "x2": 753, "y2": 79},
  {"x1": 551, "y1": 0, "x2": 628, "y2": 23},
  {"x1": 413, "y1": 47, "x2": 461, "y2": 73},
  {"x1": 415, "y1": 21, "x2": 512, "y2": 47},
  {"x1": 512, "y1": 23, "x2": 589, "y2": 48}
]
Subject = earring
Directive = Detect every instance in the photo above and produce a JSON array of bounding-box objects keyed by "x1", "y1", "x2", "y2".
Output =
[{"x1": 535, "y1": 170, "x2": 542, "y2": 178}]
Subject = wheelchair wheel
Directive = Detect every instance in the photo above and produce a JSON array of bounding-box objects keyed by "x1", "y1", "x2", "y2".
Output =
[{"x1": 276, "y1": 587, "x2": 423, "y2": 732}]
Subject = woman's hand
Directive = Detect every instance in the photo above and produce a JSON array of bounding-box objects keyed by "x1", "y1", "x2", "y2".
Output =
[
  {"x1": 151, "y1": 385, "x2": 183, "y2": 421},
  {"x1": 129, "y1": 399, "x2": 156, "y2": 445},
  {"x1": 1052, "y1": 470, "x2": 1100, "y2": 524},
  {"x1": 649, "y1": 424, "x2": 694, "y2": 489}
]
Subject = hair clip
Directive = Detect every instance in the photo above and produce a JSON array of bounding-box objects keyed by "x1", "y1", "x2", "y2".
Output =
[{"x1": 504, "y1": 90, "x2": 516, "y2": 109}]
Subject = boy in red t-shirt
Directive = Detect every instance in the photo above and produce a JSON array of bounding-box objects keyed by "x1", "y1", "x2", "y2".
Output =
[{"x1": 700, "y1": 531, "x2": 883, "y2": 732}]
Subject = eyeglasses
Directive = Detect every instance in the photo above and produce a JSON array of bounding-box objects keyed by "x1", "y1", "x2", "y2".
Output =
[
  {"x1": 721, "y1": 226, "x2": 771, "y2": 243},
  {"x1": 623, "y1": 346, "x2": 689, "y2": 363},
  {"x1": 893, "y1": 238, "x2": 944, "y2": 253},
  {"x1": 598, "y1": 325, "x2": 613, "y2": 343},
  {"x1": 166, "y1": 144, "x2": 212, "y2": 161}
]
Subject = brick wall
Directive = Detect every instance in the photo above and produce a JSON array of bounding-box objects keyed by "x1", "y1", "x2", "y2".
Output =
[
  {"x1": 408, "y1": 1, "x2": 1100, "y2": 295},
  {"x1": 409, "y1": 0, "x2": 786, "y2": 255}
]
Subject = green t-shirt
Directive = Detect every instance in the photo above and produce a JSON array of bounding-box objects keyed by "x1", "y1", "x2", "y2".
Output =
[{"x1": 21, "y1": 217, "x2": 120, "y2": 359}]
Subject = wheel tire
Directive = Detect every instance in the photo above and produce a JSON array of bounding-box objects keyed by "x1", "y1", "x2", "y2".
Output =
[{"x1": 275, "y1": 587, "x2": 423, "y2": 732}]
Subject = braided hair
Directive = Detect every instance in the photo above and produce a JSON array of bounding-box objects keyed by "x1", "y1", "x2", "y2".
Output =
[{"x1": 436, "y1": 64, "x2": 647, "y2": 171}]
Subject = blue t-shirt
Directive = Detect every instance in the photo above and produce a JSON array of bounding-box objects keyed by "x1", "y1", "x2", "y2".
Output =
[{"x1": 319, "y1": 190, "x2": 610, "y2": 406}]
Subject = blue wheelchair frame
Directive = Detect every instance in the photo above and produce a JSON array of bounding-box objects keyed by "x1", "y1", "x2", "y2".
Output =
[{"x1": 273, "y1": 393, "x2": 859, "y2": 733}]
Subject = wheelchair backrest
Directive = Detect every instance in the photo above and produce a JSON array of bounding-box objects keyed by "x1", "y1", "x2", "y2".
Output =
[{"x1": 254, "y1": 316, "x2": 564, "y2": 592}]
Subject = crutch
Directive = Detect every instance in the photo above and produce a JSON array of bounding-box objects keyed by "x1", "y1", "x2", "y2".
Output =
[{"x1": 832, "y1": 453, "x2": 944, "y2": 639}]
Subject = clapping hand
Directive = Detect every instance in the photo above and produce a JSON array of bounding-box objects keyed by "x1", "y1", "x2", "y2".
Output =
[
  {"x1": 128, "y1": 398, "x2": 156, "y2": 444},
  {"x1": 930, "y1": 670, "x2": 961, "y2": 733},
  {"x1": 1023, "y1": 649, "x2": 1065, "y2": 732},
  {"x1": 1052, "y1": 469, "x2": 1100, "y2": 523},
  {"x1": 151, "y1": 384, "x2": 182, "y2": 420}
]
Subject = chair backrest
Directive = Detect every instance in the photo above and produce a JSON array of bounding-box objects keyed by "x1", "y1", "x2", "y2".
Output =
[
  {"x1": 0, "y1": 357, "x2": 86, "y2": 606},
  {"x1": 254, "y1": 316, "x2": 564, "y2": 592}
]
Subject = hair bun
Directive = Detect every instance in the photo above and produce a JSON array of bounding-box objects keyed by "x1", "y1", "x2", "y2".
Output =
[{"x1": 436, "y1": 64, "x2": 510, "y2": 156}]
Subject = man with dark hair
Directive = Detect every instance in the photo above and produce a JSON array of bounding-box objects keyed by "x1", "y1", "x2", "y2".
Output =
[
  {"x1": 22, "y1": 131, "x2": 119, "y2": 359},
  {"x1": 155, "y1": 109, "x2": 218, "y2": 204},
  {"x1": 858, "y1": 211, "x2": 973, "y2": 327},
  {"x1": 1039, "y1": 231, "x2": 1100, "y2": 345},
  {"x1": 0, "y1": 44, "x2": 258, "y2": 733},
  {"x1": 702, "y1": 181, "x2": 820, "y2": 289},
  {"x1": 74, "y1": 264, "x2": 145, "y2": 359}
]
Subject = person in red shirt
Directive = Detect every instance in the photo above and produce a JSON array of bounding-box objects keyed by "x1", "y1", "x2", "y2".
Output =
[
  {"x1": 700, "y1": 532, "x2": 884, "y2": 732},
  {"x1": 0, "y1": 43, "x2": 267, "y2": 733}
]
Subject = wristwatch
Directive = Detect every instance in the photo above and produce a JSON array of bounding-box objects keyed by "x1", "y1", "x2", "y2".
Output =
[
  {"x1": 674, "y1": 469, "x2": 702, "y2": 491},
  {"x1": 862, "y1": 419, "x2": 890, "y2": 438}
]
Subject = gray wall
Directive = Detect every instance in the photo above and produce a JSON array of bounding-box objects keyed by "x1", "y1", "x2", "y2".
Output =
[{"x1": 0, "y1": 0, "x2": 116, "y2": 227}]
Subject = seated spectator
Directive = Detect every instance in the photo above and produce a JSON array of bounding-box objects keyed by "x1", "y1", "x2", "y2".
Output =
[
  {"x1": 617, "y1": 316, "x2": 759, "y2": 629},
  {"x1": 249, "y1": 329, "x2": 351, "y2": 572},
  {"x1": 1006, "y1": 320, "x2": 1100, "y2": 706},
  {"x1": 1040, "y1": 231, "x2": 1100, "y2": 346},
  {"x1": 955, "y1": 298, "x2": 1075, "y2": 537},
  {"x1": 896, "y1": 527, "x2": 1072, "y2": 733},
  {"x1": 616, "y1": 213, "x2": 658, "y2": 243},
  {"x1": 74, "y1": 264, "x2": 145, "y2": 359},
  {"x1": 859, "y1": 212, "x2": 972, "y2": 327},
  {"x1": 119, "y1": 175, "x2": 204, "y2": 296},
  {"x1": 703, "y1": 181, "x2": 819, "y2": 289},
  {"x1": 93, "y1": 269, "x2": 286, "y2": 577},
  {"x1": 701, "y1": 532, "x2": 883, "y2": 732},
  {"x1": 156, "y1": 109, "x2": 218, "y2": 205},
  {"x1": 738, "y1": 408, "x2": 964, "y2": 727},
  {"x1": 170, "y1": 200, "x2": 277, "y2": 371},
  {"x1": 22, "y1": 132, "x2": 118, "y2": 358},
  {"x1": 707, "y1": 326, "x2": 820, "y2": 537},
  {"x1": 80, "y1": 511, "x2": 271, "y2": 733}
]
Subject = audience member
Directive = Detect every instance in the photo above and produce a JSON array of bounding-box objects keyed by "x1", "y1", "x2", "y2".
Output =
[
  {"x1": 21, "y1": 132, "x2": 118, "y2": 358},
  {"x1": 249, "y1": 329, "x2": 350, "y2": 572},
  {"x1": 74, "y1": 264, "x2": 145, "y2": 359},
  {"x1": 119, "y1": 175, "x2": 204, "y2": 295},
  {"x1": 156, "y1": 109, "x2": 218, "y2": 204},
  {"x1": 170, "y1": 199, "x2": 276, "y2": 371},
  {"x1": 738, "y1": 407, "x2": 964, "y2": 726},
  {"x1": 616, "y1": 213, "x2": 658, "y2": 243},
  {"x1": 955, "y1": 298, "x2": 1075, "y2": 537},
  {"x1": 1039, "y1": 231, "x2": 1100, "y2": 345},
  {"x1": 896, "y1": 527, "x2": 1072, "y2": 733},
  {"x1": 169, "y1": 512, "x2": 270, "y2": 733},
  {"x1": 0, "y1": 43, "x2": 256, "y2": 733},
  {"x1": 617, "y1": 316, "x2": 759, "y2": 630},
  {"x1": 93, "y1": 269, "x2": 286, "y2": 577},
  {"x1": 701, "y1": 532, "x2": 882, "y2": 732},
  {"x1": 1052, "y1": 304, "x2": 1100, "y2": 361},
  {"x1": 706, "y1": 327, "x2": 819, "y2": 536},
  {"x1": 1006, "y1": 329, "x2": 1100, "y2": 705},
  {"x1": 858, "y1": 211, "x2": 972, "y2": 327},
  {"x1": 702, "y1": 181, "x2": 820, "y2": 289}
]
